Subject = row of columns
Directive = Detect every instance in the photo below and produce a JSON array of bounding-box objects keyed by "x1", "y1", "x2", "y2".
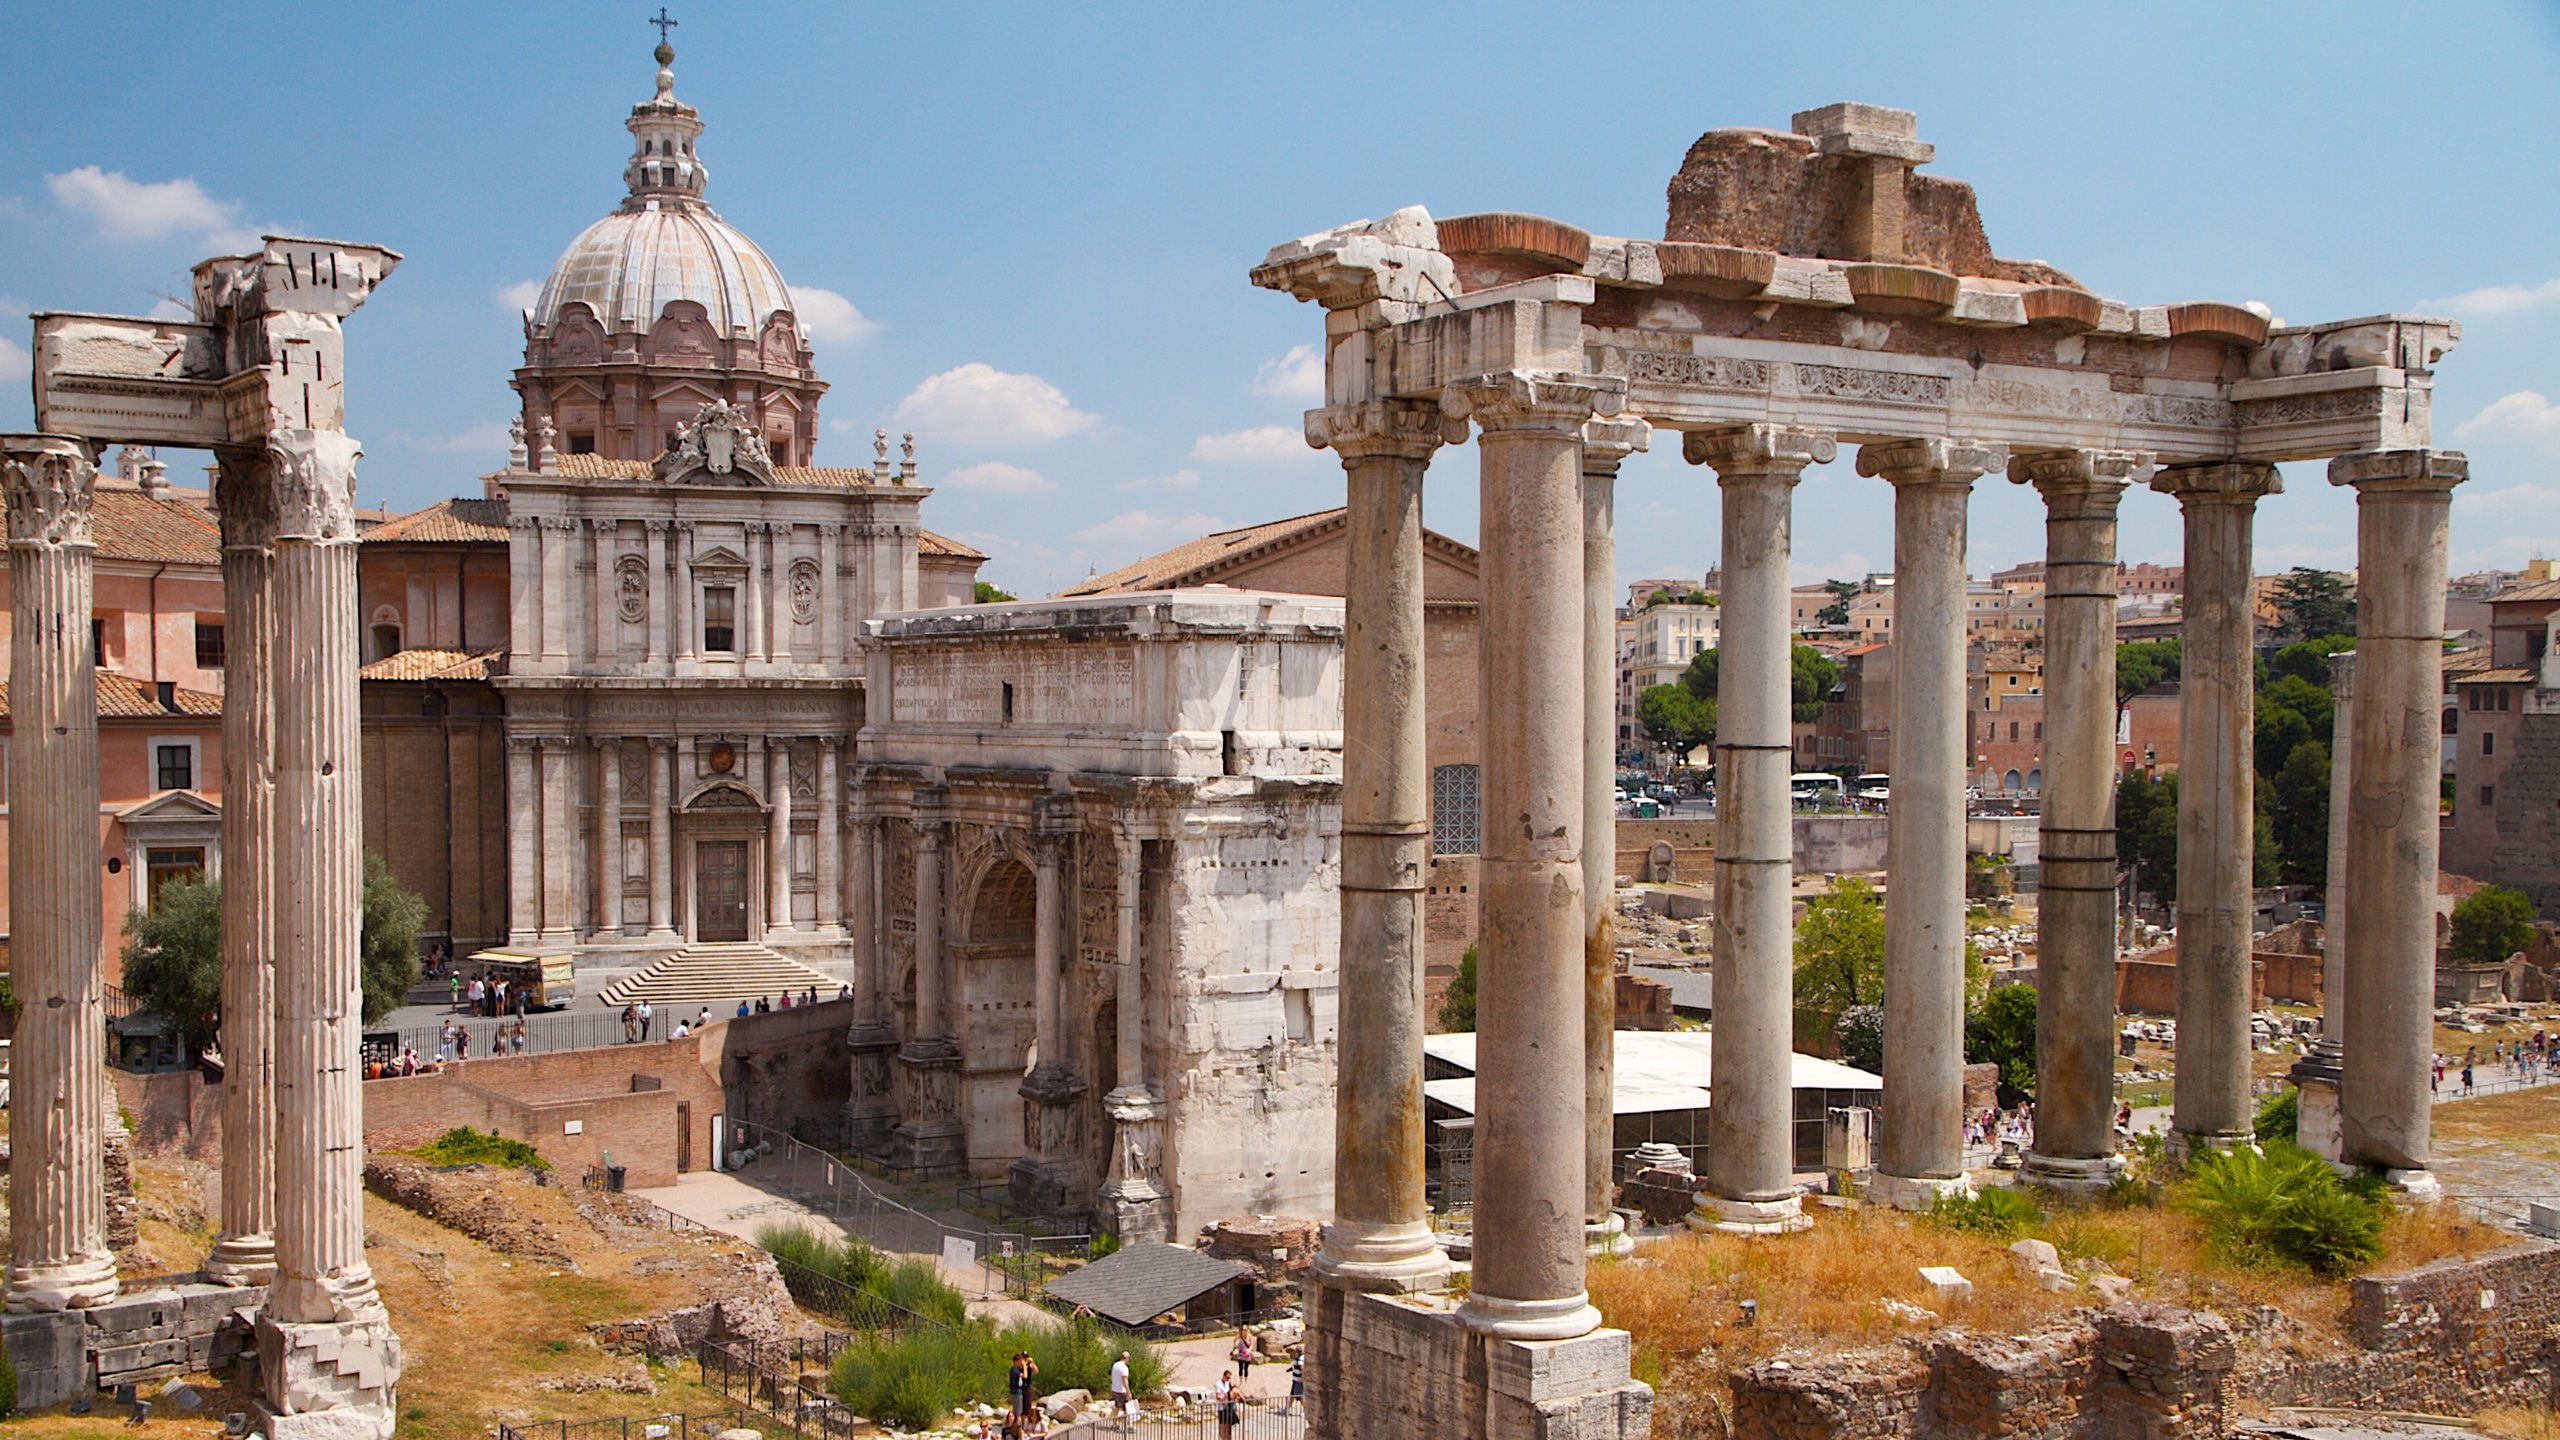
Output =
[{"x1": 515, "y1": 517, "x2": 874, "y2": 669}]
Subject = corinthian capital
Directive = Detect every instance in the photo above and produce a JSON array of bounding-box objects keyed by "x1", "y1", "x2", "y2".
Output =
[
  {"x1": 2327, "y1": 448, "x2": 2468, "y2": 494},
  {"x1": 1580, "y1": 416, "x2": 1653, "y2": 473},
  {"x1": 1441, "y1": 372, "x2": 1625, "y2": 437},
  {"x1": 1855, "y1": 437, "x2": 2008, "y2": 486},
  {"x1": 213, "y1": 448, "x2": 281, "y2": 551},
  {"x1": 2148, "y1": 460, "x2": 2282, "y2": 506},
  {"x1": 268, "y1": 429, "x2": 363, "y2": 541},
  {"x1": 1303, "y1": 400, "x2": 1452, "y2": 463},
  {"x1": 2008, "y1": 448, "x2": 2150, "y2": 511},
  {"x1": 0, "y1": 434, "x2": 97, "y2": 548},
  {"x1": 1682, "y1": 424, "x2": 1836, "y2": 477}
]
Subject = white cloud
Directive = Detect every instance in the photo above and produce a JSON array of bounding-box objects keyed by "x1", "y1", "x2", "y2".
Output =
[
  {"x1": 941, "y1": 461, "x2": 1055, "y2": 495},
  {"x1": 46, "y1": 166, "x2": 260, "y2": 250},
  {"x1": 890, "y1": 363, "x2": 1098, "y2": 446},
  {"x1": 1192, "y1": 424, "x2": 1308, "y2": 463},
  {"x1": 0, "y1": 335, "x2": 27, "y2": 383},
  {"x1": 417, "y1": 421, "x2": 515, "y2": 454},
  {"x1": 1072, "y1": 509, "x2": 1228, "y2": 551},
  {"x1": 2419, "y1": 278, "x2": 2560, "y2": 317},
  {"x1": 1791, "y1": 551, "x2": 1873, "y2": 586},
  {"x1": 792, "y1": 286, "x2": 880, "y2": 346},
  {"x1": 1251, "y1": 343, "x2": 1324, "y2": 400},
  {"x1": 1117, "y1": 467, "x2": 1202, "y2": 493},
  {"x1": 2456, "y1": 391, "x2": 2560, "y2": 454},
  {"x1": 496, "y1": 279, "x2": 542, "y2": 312},
  {"x1": 2456, "y1": 482, "x2": 2560, "y2": 513}
]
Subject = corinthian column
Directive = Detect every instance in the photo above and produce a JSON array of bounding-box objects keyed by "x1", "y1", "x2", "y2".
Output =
[
  {"x1": 207, "y1": 450, "x2": 280, "y2": 1285},
  {"x1": 646, "y1": 739, "x2": 676, "y2": 938},
  {"x1": 766, "y1": 740, "x2": 795, "y2": 935},
  {"x1": 1012, "y1": 797, "x2": 1088, "y2": 1212},
  {"x1": 1447, "y1": 370, "x2": 1615, "y2": 1341},
  {"x1": 816, "y1": 738, "x2": 842, "y2": 933},
  {"x1": 2014, "y1": 449, "x2": 2142, "y2": 1192},
  {"x1": 1303, "y1": 399, "x2": 1450, "y2": 1293},
  {"x1": 1857, "y1": 437, "x2": 2006, "y2": 1210},
  {"x1": 1097, "y1": 820, "x2": 1167, "y2": 1240},
  {"x1": 2333, "y1": 449, "x2": 2466, "y2": 1196},
  {"x1": 2150, "y1": 461, "x2": 2281, "y2": 1157},
  {"x1": 1, "y1": 433, "x2": 119, "y2": 1313},
  {"x1": 256, "y1": 428, "x2": 403, "y2": 1421},
  {"x1": 1581, "y1": 416, "x2": 1646, "y2": 1256},
  {"x1": 1687, "y1": 424, "x2": 1835, "y2": 1233},
  {"x1": 506, "y1": 737, "x2": 539, "y2": 944},
  {"x1": 893, "y1": 793, "x2": 964, "y2": 1171},
  {"x1": 595, "y1": 737, "x2": 623, "y2": 936}
]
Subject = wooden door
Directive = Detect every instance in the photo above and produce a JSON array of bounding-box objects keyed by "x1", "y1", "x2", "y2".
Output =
[
  {"x1": 676, "y1": 1101, "x2": 693, "y2": 1172},
  {"x1": 695, "y1": 840, "x2": 750, "y2": 942}
]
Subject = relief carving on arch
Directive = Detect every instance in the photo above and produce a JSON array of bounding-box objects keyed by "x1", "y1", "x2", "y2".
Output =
[
  {"x1": 617, "y1": 555, "x2": 650, "y2": 622},
  {"x1": 789, "y1": 559, "x2": 820, "y2": 624}
]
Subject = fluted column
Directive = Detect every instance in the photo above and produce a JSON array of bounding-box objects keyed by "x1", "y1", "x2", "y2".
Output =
[
  {"x1": 1858, "y1": 437, "x2": 2006, "y2": 1209},
  {"x1": 539, "y1": 737, "x2": 574, "y2": 941},
  {"x1": 1097, "y1": 820, "x2": 1167, "y2": 1240},
  {"x1": 207, "y1": 451, "x2": 280, "y2": 1285},
  {"x1": 506, "y1": 737, "x2": 539, "y2": 943},
  {"x1": 596, "y1": 737, "x2": 623, "y2": 935},
  {"x1": 764, "y1": 741, "x2": 795, "y2": 935},
  {"x1": 893, "y1": 794, "x2": 963, "y2": 1170},
  {"x1": 816, "y1": 738, "x2": 843, "y2": 932},
  {"x1": 2, "y1": 434, "x2": 119, "y2": 1312},
  {"x1": 539, "y1": 516, "x2": 568, "y2": 662},
  {"x1": 1303, "y1": 399, "x2": 1450, "y2": 1293},
  {"x1": 1687, "y1": 424, "x2": 1834, "y2": 1232},
  {"x1": 820, "y1": 523, "x2": 844, "y2": 666},
  {"x1": 671, "y1": 523, "x2": 696, "y2": 665},
  {"x1": 645, "y1": 520, "x2": 670, "y2": 666},
  {"x1": 1578, "y1": 417, "x2": 1646, "y2": 1255},
  {"x1": 770, "y1": 527, "x2": 795, "y2": 667},
  {"x1": 1447, "y1": 371, "x2": 1615, "y2": 1340},
  {"x1": 745, "y1": 523, "x2": 769, "y2": 663},
  {"x1": 2151, "y1": 461, "x2": 2281, "y2": 1157},
  {"x1": 2015, "y1": 450, "x2": 2142, "y2": 1191},
  {"x1": 588, "y1": 519, "x2": 613, "y2": 658},
  {"x1": 646, "y1": 739, "x2": 676, "y2": 937},
  {"x1": 509, "y1": 517, "x2": 538, "y2": 661},
  {"x1": 2334, "y1": 449, "x2": 2466, "y2": 1195},
  {"x1": 2293, "y1": 652, "x2": 2357, "y2": 1158}
]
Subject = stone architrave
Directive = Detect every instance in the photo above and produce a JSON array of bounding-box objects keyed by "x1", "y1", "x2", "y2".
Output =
[
  {"x1": 255, "y1": 428, "x2": 404, "y2": 1435},
  {"x1": 1858, "y1": 437, "x2": 2006, "y2": 1211},
  {"x1": 1581, "y1": 415, "x2": 1646, "y2": 1257},
  {"x1": 207, "y1": 450, "x2": 281, "y2": 1285},
  {"x1": 2013, "y1": 449, "x2": 2144, "y2": 1192},
  {"x1": 2332, "y1": 449, "x2": 2465, "y2": 1197},
  {"x1": 1, "y1": 433, "x2": 120, "y2": 1313},
  {"x1": 1445, "y1": 370, "x2": 1617, "y2": 1340},
  {"x1": 2150, "y1": 461, "x2": 2282, "y2": 1159},
  {"x1": 1303, "y1": 398, "x2": 1452, "y2": 1292},
  {"x1": 1687, "y1": 424, "x2": 1835, "y2": 1234},
  {"x1": 1097, "y1": 822, "x2": 1169, "y2": 1242}
]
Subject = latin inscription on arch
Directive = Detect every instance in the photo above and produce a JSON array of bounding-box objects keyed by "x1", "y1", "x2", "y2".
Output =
[{"x1": 892, "y1": 645, "x2": 1138, "y2": 727}]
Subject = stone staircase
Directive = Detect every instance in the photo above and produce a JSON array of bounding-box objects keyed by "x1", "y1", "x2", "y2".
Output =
[{"x1": 594, "y1": 943, "x2": 840, "y2": 1008}]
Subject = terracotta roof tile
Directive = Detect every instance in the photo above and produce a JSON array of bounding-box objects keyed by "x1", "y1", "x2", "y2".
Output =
[
  {"x1": 1054, "y1": 508, "x2": 1477, "y2": 599},
  {"x1": 90, "y1": 491, "x2": 221, "y2": 566},
  {"x1": 2453, "y1": 667, "x2": 2538, "y2": 685},
  {"x1": 2493, "y1": 579, "x2": 2560, "y2": 604},
  {"x1": 918, "y1": 529, "x2": 985, "y2": 560},
  {"x1": 365, "y1": 497, "x2": 509, "y2": 543},
  {"x1": 0, "y1": 672, "x2": 222, "y2": 722},
  {"x1": 356, "y1": 648, "x2": 505, "y2": 682}
]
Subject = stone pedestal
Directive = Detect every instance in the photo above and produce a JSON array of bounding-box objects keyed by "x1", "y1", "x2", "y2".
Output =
[
  {"x1": 1305, "y1": 1286, "x2": 1651, "y2": 1440},
  {"x1": 890, "y1": 1037, "x2": 966, "y2": 1174},
  {"x1": 842, "y1": 1022, "x2": 902, "y2": 1154},
  {"x1": 1009, "y1": 1066, "x2": 1089, "y2": 1216},
  {"x1": 1096, "y1": 1086, "x2": 1170, "y2": 1243},
  {"x1": 253, "y1": 1313, "x2": 403, "y2": 1440},
  {"x1": 1, "y1": 433, "x2": 120, "y2": 1314}
]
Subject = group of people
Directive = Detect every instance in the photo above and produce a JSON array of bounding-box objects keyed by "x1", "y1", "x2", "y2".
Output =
[
  {"x1": 437, "y1": 1016, "x2": 530, "y2": 1061},
  {"x1": 450, "y1": 971, "x2": 535, "y2": 1018},
  {"x1": 2434, "y1": 1033, "x2": 2560, "y2": 1094},
  {"x1": 979, "y1": 1333, "x2": 1303, "y2": 1438},
  {"x1": 1964, "y1": 1102, "x2": 2036, "y2": 1154}
]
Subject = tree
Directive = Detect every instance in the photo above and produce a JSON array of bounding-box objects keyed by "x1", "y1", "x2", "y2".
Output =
[
  {"x1": 2116, "y1": 638, "x2": 2182, "y2": 718},
  {"x1": 1791, "y1": 645, "x2": 1839, "y2": 722},
  {"x1": 972, "y1": 580, "x2": 1017, "y2": 603},
  {"x1": 1964, "y1": 983, "x2": 2039, "y2": 1102},
  {"x1": 2268, "y1": 635, "x2": 2356, "y2": 688},
  {"x1": 2118, "y1": 767, "x2": 2180, "y2": 906},
  {"x1": 1677, "y1": 646, "x2": 1720, "y2": 702},
  {"x1": 2266, "y1": 740, "x2": 2331, "y2": 887},
  {"x1": 2449, "y1": 886, "x2": 2537, "y2": 967},
  {"x1": 120, "y1": 851, "x2": 428, "y2": 1055},
  {"x1": 2254, "y1": 673, "x2": 2334, "y2": 779},
  {"x1": 1794, "y1": 875, "x2": 1886, "y2": 1021},
  {"x1": 2270, "y1": 568, "x2": 2355, "y2": 643},
  {"x1": 1436, "y1": 945, "x2": 1478, "y2": 1032},
  {"x1": 1638, "y1": 683, "x2": 1715, "y2": 758},
  {"x1": 1832, "y1": 1004, "x2": 1884, "y2": 1073}
]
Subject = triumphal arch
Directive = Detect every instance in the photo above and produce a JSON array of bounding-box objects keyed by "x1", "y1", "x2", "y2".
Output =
[{"x1": 1257, "y1": 102, "x2": 2461, "y2": 1438}]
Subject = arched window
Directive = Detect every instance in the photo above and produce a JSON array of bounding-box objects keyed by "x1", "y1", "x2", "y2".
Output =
[{"x1": 1431, "y1": 764, "x2": 1480, "y2": 857}]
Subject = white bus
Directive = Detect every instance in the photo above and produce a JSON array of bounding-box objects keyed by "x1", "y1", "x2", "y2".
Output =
[{"x1": 1789, "y1": 772, "x2": 1844, "y2": 808}]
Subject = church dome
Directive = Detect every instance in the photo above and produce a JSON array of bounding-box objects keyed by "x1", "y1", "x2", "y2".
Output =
[{"x1": 530, "y1": 40, "x2": 797, "y2": 336}]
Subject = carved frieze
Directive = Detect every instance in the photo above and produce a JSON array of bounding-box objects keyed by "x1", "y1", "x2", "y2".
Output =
[
  {"x1": 2233, "y1": 386, "x2": 2386, "y2": 428},
  {"x1": 1794, "y1": 363, "x2": 1948, "y2": 407},
  {"x1": 654, "y1": 400, "x2": 775, "y2": 484}
]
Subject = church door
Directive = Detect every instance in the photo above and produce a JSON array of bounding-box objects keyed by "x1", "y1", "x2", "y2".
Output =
[{"x1": 695, "y1": 840, "x2": 750, "y2": 942}]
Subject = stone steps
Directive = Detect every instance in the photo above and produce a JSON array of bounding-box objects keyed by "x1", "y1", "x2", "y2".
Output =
[{"x1": 594, "y1": 943, "x2": 840, "y2": 1008}]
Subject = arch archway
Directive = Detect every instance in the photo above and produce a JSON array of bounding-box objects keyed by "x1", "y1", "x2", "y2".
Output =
[
  {"x1": 679, "y1": 781, "x2": 767, "y2": 943},
  {"x1": 955, "y1": 854, "x2": 1039, "y2": 1167}
]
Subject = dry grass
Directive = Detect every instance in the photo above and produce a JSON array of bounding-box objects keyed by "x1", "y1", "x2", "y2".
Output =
[
  {"x1": 2435, "y1": 1085, "x2": 2560, "y2": 1159},
  {"x1": 2478, "y1": 1404, "x2": 2560, "y2": 1439}
]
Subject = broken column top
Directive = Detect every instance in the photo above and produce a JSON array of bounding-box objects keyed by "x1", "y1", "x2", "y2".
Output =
[{"x1": 1789, "y1": 102, "x2": 1934, "y2": 164}]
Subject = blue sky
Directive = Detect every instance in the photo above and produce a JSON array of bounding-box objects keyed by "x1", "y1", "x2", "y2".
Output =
[{"x1": 5, "y1": 3, "x2": 2555, "y2": 597}]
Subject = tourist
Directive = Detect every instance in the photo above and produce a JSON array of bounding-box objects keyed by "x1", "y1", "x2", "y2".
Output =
[
  {"x1": 398, "y1": 1046, "x2": 421, "y2": 1077},
  {"x1": 1232, "y1": 1325, "x2": 1256, "y2": 1382},
  {"x1": 1214, "y1": 1370, "x2": 1240, "y2": 1440},
  {"x1": 778, "y1": 989, "x2": 792, "y2": 1010},
  {"x1": 437, "y1": 1020, "x2": 457, "y2": 1063},
  {"x1": 736, "y1": 999, "x2": 752, "y2": 1019},
  {"x1": 1108, "y1": 1351, "x2": 1133, "y2": 1424},
  {"x1": 638, "y1": 1000, "x2": 654, "y2": 1040},
  {"x1": 1007, "y1": 1349, "x2": 1038, "y2": 1421},
  {"x1": 620, "y1": 1004, "x2": 638, "y2": 1043},
  {"x1": 1286, "y1": 1352, "x2": 1304, "y2": 1415},
  {"x1": 756, "y1": 995, "x2": 772, "y2": 1014},
  {"x1": 2463, "y1": 1060, "x2": 2476, "y2": 1094},
  {"x1": 512, "y1": 1020, "x2": 531, "y2": 1055},
  {"x1": 455, "y1": 1024, "x2": 472, "y2": 1061},
  {"x1": 449, "y1": 973, "x2": 462, "y2": 1012},
  {"x1": 838, "y1": 984, "x2": 852, "y2": 1003},
  {"x1": 698, "y1": 1006, "x2": 712, "y2": 1031},
  {"x1": 671, "y1": 1018, "x2": 690, "y2": 1040}
]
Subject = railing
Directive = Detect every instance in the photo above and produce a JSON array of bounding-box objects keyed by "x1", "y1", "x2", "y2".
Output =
[
  {"x1": 1055, "y1": 1403, "x2": 1309, "y2": 1438},
  {"x1": 696, "y1": 1338, "x2": 856, "y2": 1440},
  {"x1": 495, "y1": 1408, "x2": 761, "y2": 1440},
  {"x1": 579, "y1": 1176, "x2": 715, "y2": 1234},
  {"x1": 767, "y1": 1250, "x2": 952, "y2": 1336},
  {"x1": 2431, "y1": 1065, "x2": 2560, "y2": 1104},
  {"x1": 2442, "y1": 1192, "x2": 2555, "y2": 1233}
]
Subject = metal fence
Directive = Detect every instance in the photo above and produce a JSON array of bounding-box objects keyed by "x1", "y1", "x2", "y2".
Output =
[
  {"x1": 696, "y1": 1339, "x2": 856, "y2": 1440},
  {"x1": 496, "y1": 1407, "x2": 763, "y2": 1440},
  {"x1": 1054, "y1": 1405, "x2": 1309, "y2": 1439},
  {"x1": 767, "y1": 1250, "x2": 954, "y2": 1335}
]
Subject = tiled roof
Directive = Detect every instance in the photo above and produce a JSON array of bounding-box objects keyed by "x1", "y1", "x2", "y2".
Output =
[
  {"x1": 918, "y1": 529, "x2": 985, "y2": 560},
  {"x1": 2454, "y1": 667, "x2": 2538, "y2": 685},
  {"x1": 2443, "y1": 649, "x2": 2493, "y2": 675},
  {"x1": 0, "y1": 672, "x2": 222, "y2": 722},
  {"x1": 365, "y1": 497, "x2": 509, "y2": 543},
  {"x1": 545, "y1": 454, "x2": 887, "y2": 489},
  {"x1": 1055, "y1": 508, "x2": 1478, "y2": 599},
  {"x1": 357, "y1": 648, "x2": 504, "y2": 682},
  {"x1": 1040, "y1": 1242, "x2": 1246, "y2": 1328},
  {"x1": 91, "y1": 491, "x2": 221, "y2": 566}
]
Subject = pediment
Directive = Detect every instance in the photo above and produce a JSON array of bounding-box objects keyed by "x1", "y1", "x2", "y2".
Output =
[
  {"x1": 119, "y1": 789, "x2": 222, "y2": 822},
  {"x1": 691, "y1": 544, "x2": 748, "y2": 570}
]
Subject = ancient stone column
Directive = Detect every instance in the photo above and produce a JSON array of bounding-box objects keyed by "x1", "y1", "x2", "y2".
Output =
[
  {"x1": 2294, "y1": 652, "x2": 2356, "y2": 1159},
  {"x1": 671, "y1": 523, "x2": 696, "y2": 665},
  {"x1": 540, "y1": 516, "x2": 569, "y2": 662},
  {"x1": 539, "y1": 737, "x2": 574, "y2": 941},
  {"x1": 646, "y1": 739, "x2": 677, "y2": 937},
  {"x1": 2334, "y1": 449, "x2": 2465, "y2": 1195},
  {"x1": 1303, "y1": 399, "x2": 1451, "y2": 1292},
  {"x1": 206, "y1": 451, "x2": 280, "y2": 1286},
  {"x1": 1098, "y1": 821, "x2": 1168, "y2": 1240},
  {"x1": 256, "y1": 428, "x2": 403, "y2": 1427},
  {"x1": 1448, "y1": 371, "x2": 1614, "y2": 1340},
  {"x1": 1688, "y1": 425, "x2": 1835, "y2": 1232},
  {"x1": 1581, "y1": 416, "x2": 1646, "y2": 1255},
  {"x1": 595, "y1": 737, "x2": 623, "y2": 935},
  {"x1": 506, "y1": 736, "x2": 540, "y2": 943},
  {"x1": 844, "y1": 807, "x2": 901, "y2": 1151},
  {"x1": 2015, "y1": 449, "x2": 2142, "y2": 1192},
  {"x1": 1014, "y1": 799, "x2": 1087, "y2": 1210},
  {"x1": 645, "y1": 521, "x2": 670, "y2": 666},
  {"x1": 1858, "y1": 438, "x2": 2005, "y2": 1209},
  {"x1": 1, "y1": 433, "x2": 119, "y2": 1313},
  {"x1": 816, "y1": 738, "x2": 843, "y2": 932},
  {"x1": 2151, "y1": 462, "x2": 2281, "y2": 1157},
  {"x1": 893, "y1": 795, "x2": 963, "y2": 1170},
  {"x1": 766, "y1": 741, "x2": 795, "y2": 934}
]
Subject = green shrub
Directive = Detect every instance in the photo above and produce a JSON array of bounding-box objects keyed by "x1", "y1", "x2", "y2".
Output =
[
  {"x1": 827, "y1": 1316, "x2": 1166, "y2": 1429},
  {"x1": 1088, "y1": 1231, "x2": 1122, "y2": 1261},
  {"x1": 2253, "y1": 1087, "x2": 2300, "y2": 1143},
  {"x1": 1927, "y1": 1184, "x2": 2044, "y2": 1239},
  {"x1": 1021, "y1": 1313, "x2": 1165, "y2": 1398},
  {"x1": 0, "y1": 1329, "x2": 16, "y2": 1416},
  {"x1": 2179, "y1": 1140, "x2": 2384, "y2": 1276},
  {"x1": 412, "y1": 1125, "x2": 548, "y2": 1170}
]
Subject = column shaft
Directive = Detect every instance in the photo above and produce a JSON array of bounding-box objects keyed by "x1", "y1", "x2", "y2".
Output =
[
  {"x1": 851, "y1": 815, "x2": 880, "y2": 1015},
  {"x1": 539, "y1": 739, "x2": 573, "y2": 940},
  {"x1": 647, "y1": 741, "x2": 676, "y2": 936},
  {"x1": 1580, "y1": 418, "x2": 1644, "y2": 1252},
  {"x1": 539, "y1": 517, "x2": 568, "y2": 661},
  {"x1": 913, "y1": 818, "x2": 946, "y2": 1036},
  {"x1": 770, "y1": 526, "x2": 794, "y2": 665},
  {"x1": 645, "y1": 521, "x2": 669, "y2": 666},
  {"x1": 597, "y1": 738, "x2": 623, "y2": 935},
  {"x1": 671, "y1": 525, "x2": 695, "y2": 664},
  {"x1": 820, "y1": 525, "x2": 843, "y2": 666},
  {"x1": 1113, "y1": 827, "x2": 1144, "y2": 1089},
  {"x1": 2334, "y1": 450, "x2": 2465, "y2": 1184},
  {"x1": 1452, "y1": 372, "x2": 1610, "y2": 1340},
  {"x1": 2154, "y1": 463, "x2": 2279, "y2": 1152},
  {"x1": 208, "y1": 461, "x2": 279, "y2": 1283},
  {"x1": 745, "y1": 523, "x2": 768, "y2": 663},
  {"x1": 1860, "y1": 439, "x2": 2002, "y2": 1205},
  {"x1": 2, "y1": 434, "x2": 118, "y2": 1312},
  {"x1": 767, "y1": 742, "x2": 795, "y2": 933},
  {"x1": 1032, "y1": 835, "x2": 1064, "y2": 1069},
  {"x1": 507, "y1": 740, "x2": 538, "y2": 942},
  {"x1": 817, "y1": 742, "x2": 843, "y2": 931},
  {"x1": 1690, "y1": 427, "x2": 1831, "y2": 1230},
  {"x1": 1305, "y1": 401, "x2": 1448, "y2": 1293},
  {"x1": 590, "y1": 519, "x2": 614, "y2": 658}
]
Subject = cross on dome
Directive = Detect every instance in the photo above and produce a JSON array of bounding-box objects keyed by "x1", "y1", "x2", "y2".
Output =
[{"x1": 623, "y1": 25, "x2": 707, "y2": 205}]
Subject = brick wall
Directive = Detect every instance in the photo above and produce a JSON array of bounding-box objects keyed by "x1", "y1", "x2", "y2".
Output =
[
  {"x1": 2115, "y1": 942, "x2": 2308, "y2": 1016},
  {"x1": 360, "y1": 1041, "x2": 719, "y2": 1188}
]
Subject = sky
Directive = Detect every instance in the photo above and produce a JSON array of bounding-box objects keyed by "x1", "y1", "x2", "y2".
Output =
[{"x1": 4, "y1": 3, "x2": 2556, "y2": 598}]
